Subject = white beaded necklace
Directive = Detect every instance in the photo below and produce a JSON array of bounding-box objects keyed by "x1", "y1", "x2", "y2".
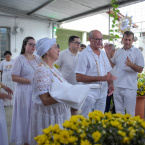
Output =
[
  {"x1": 91, "y1": 50, "x2": 107, "y2": 76},
  {"x1": 41, "y1": 60, "x2": 63, "y2": 82}
]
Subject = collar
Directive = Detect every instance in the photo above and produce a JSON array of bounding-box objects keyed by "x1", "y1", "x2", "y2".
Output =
[
  {"x1": 87, "y1": 45, "x2": 102, "y2": 53},
  {"x1": 66, "y1": 47, "x2": 78, "y2": 56},
  {"x1": 122, "y1": 45, "x2": 134, "y2": 51}
]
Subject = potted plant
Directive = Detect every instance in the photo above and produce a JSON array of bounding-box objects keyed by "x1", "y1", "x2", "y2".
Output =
[
  {"x1": 34, "y1": 110, "x2": 145, "y2": 145},
  {"x1": 136, "y1": 73, "x2": 145, "y2": 119}
]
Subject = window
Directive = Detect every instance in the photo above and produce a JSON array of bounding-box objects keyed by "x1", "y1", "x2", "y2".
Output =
[{"x1": 0, "y1": 27, "x2": 10, "y2": 61}]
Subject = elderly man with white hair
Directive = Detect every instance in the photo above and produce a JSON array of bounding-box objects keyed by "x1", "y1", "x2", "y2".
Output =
[{"x1": 75, "y1": 30, "x2": 116, "y2": 118}]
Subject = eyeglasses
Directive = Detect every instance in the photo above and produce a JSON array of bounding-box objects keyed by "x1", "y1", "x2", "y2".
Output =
[
  {"x1": 27, "y1": 43, "x2": 36, "y2": 47},
  {"x1": 72, "y1": 41, "x2": 81, "y2": 45},
  {"x1": 91, "y1": 37, "x2": 103, "y2": 42}
]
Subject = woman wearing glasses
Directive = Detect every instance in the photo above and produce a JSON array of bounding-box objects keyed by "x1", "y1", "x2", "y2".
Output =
[
  {"x1": 0, "y1": 51, "x2": 16, "y2": 106},
  {"x1": 10, "y1": 36, "x2": 40, "y2": 145}
]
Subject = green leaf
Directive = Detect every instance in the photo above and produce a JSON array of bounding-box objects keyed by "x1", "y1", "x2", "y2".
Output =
[
  {"x1": 113, "y1": 20, "x2": 115, "y2": 24},
  {"x1": 110, "y1": 30, "x2": 113, "y2": 32},
  {"x1": 109, "y1": 14, "x2": 114, "y2": 17},
  {"x1": 110, "y1": 33, "x2": 114, "y2": 36},
  {"x1": 115, "y1": 29, "x2": 118, "y2": 32},
  {"x1": 112, "y1": 25, "x2": 115, "y2": 28},
  {"x1": 114, "y1": 4, "x2": 119, "y2": 8},
  {"x1": 109, "y1": 38, "x2": 113, "y2": 41},
  {"x1": 115, "y1": 35, "x2": 120, "y2": 38},
  {"x1": 116, "y1": 10, "x2": 120, "y2": 13},
  {"x1": 114, "y1": 17, "x2": 117, "y2": 20}
]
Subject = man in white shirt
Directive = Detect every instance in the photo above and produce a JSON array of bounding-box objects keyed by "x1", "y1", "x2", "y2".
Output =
[
  {"x1": 75, "y1": 30, "x2": 116, "y2": 117},
  {"x1": 106, "y1": 30, "x2": 144, "y2": 116},
  {"x1": 55, "y1": 35, "x2": 81, "y2": 85}
]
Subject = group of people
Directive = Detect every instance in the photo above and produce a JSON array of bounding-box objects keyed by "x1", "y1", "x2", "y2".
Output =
[{"x1": 0, "y1": 29, "x2": 144, "y2": 145}]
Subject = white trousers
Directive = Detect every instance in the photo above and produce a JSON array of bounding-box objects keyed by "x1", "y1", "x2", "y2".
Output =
[
  {"x1": 81, "y1": 89, "x2": 107, "y2": 118},
  {"x1": 113, "y1": 87, "x2": 137, "y2": 116}
]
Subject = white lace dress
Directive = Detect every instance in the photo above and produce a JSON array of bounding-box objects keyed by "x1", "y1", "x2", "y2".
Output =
[
  {"x1": 31, "y1": 66, "x2": 71, "y2": 145},
  {"x1": 0, "y1": 99, "x2": 9, "y2": 145},
  {"x1": 0, "y1": 59, "x2": 16, "y2": 106},
  {"x1": 10, "y1": 55, "x2": 40, "y2": 145}
]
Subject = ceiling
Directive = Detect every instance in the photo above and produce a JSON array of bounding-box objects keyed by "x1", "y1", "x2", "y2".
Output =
[{"x1": 0, "y1": 0, "x2": 144, "y2": 23}]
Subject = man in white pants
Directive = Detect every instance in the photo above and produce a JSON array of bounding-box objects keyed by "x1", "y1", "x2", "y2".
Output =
[
  {"x1": 106, "y1": 30, "x2": 144, "y2": 116},
  {"x1": 75, "y1": 30, "x2": 116, "y2": 117}
]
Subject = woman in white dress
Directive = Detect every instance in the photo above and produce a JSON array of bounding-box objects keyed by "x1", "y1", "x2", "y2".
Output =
[
  {"x1": 0, "y1": 51, "x2": 16, "y2": 106},
  {"x1": 31, "y1": 38, "x2": 71, "y2": 145},
  {"x1": 10, "y1": 37, "x2": 40, "y2": 145},
  {"x1": 0, "y1": 82, "x2": 13, "y2": 145}
]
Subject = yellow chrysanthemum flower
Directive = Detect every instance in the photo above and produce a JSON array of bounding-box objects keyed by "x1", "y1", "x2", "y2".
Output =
[
  {"x1": 111, "y1": 120, "x2": 120, "y2": 127},
  {"x1": 81, "y1": 139, "x2": 92, "y2": 145},
  {"x1": 129, "y1": 129, "x2": 136, "y2": 139},
  {"x1": 122, "y1": 137, "x2": 130, "y2": 144},
  {"x1": 43, "y1": 125, "x2": 52, "y2": 134},
  {"x1": 80, "y1": 132, "x2": 86, "y2": 138},
  {"x1": 92, "y1": 131, "x2": 101, "y2": 142},
  {"x1": 53, "y1": 134, "x2": 60, "y2": 142},
  {"x1": 141, "y1": 122, "x2": 145, "y2": 128},
  {"x1": 52, "y1": 124, "x2": 60, "y2": 133},
  {"x1": 63, "y1": 120, "x2": 71, "y2": 128},
  {"x1": 59, "y1": 130, "x2": 70, "y2": 144},
  {"x1": 118, "y1": 130, "x2": 126, "y2": 137},
  {"x1": 69, "y1": 136, "x2": 77, "y2": 143}
]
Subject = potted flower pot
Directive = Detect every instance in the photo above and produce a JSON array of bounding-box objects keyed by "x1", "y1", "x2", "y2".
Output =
[{"x1": 135, "y1": 96, "x2": 145, "y2": 119}]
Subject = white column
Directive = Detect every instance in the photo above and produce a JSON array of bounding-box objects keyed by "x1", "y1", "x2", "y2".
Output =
[{"x1": 82, "y1": 32, "x2": 87, "y2": 44}]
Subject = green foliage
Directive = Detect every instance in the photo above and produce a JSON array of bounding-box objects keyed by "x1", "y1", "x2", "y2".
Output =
[{"x1": 109, "y1": 0, "x2": 120, "y2": 42}]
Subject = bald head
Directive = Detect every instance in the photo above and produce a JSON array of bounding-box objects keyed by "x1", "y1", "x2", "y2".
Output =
[
  {"x1": 89, "y1": 30, "x2": 103, "y2": 50},
  {"x1": 89, "y1": 30, "x2": 102, "y2": 38}
]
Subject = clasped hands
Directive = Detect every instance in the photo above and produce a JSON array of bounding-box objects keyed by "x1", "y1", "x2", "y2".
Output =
[{"x1": 0, "y1": 84, "x2": 13, "y2": 100}]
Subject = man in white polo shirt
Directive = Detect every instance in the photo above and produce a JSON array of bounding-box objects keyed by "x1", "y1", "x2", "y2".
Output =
[
  {"x1": 55, "y1": 35, "x2": 81, "y2": 85},
  {"x1": 75, "y1": 30, "x2": 116, "y2": 117},
  {"x1": 106, "y1": 30, "x2": 144, "y2": 116}
]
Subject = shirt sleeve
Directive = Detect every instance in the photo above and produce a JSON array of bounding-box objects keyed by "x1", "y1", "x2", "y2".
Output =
[
  {"x1": 33, "y1": 67, "x2": 52, "y2": 96},
  {"x1": 11, "y1": 56, "x2": 22, "y2": 76},
  {"x1": 135, "y1": 49, "x2": 144, "y2": 67},
  {"x1": 75, "y1": 53, "x2": 88, "y2": 75}
]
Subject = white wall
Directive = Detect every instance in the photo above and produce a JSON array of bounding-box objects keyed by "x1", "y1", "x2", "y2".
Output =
[
  {"x1": 0, "y1": 15, "x2": 53, "y2": 59},
  {"x1": 61, "y1": 13, "x2": 111, "y2": 35}
]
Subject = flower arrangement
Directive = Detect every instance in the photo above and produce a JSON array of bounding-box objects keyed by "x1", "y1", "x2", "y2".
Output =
[
  {"x1": 34, "y1": 110, "x2": 145, "y2": 145},
  {"x1": 137, "y1": 73, "x2": 145, "y2": 96}
]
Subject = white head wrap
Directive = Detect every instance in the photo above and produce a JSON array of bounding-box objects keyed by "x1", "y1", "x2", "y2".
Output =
[{"x1": 36, "y1": 37, "x2": 56, "y2": 57}]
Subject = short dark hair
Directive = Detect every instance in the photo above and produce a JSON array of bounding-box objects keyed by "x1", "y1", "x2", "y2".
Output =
[
  {"x1": 4, "y1": 51, "x2": 12, "y2": 56},
  {"x1": 123, "y1": 31, "x2": 134, "y2": 40},
  {"x1": 80, "y1": 44, "x2": 86, "y2": 47},
  {"x1": 20, "y1": 36, "x2": 35, "y2": 54},
  {"x1": 68, "y1": 35, "x2": 79, "y2": 44}
]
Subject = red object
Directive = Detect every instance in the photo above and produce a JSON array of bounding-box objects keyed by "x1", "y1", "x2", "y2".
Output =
[{"x1": 135, "y1": 96, "x2": 145, "y2": 119}]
